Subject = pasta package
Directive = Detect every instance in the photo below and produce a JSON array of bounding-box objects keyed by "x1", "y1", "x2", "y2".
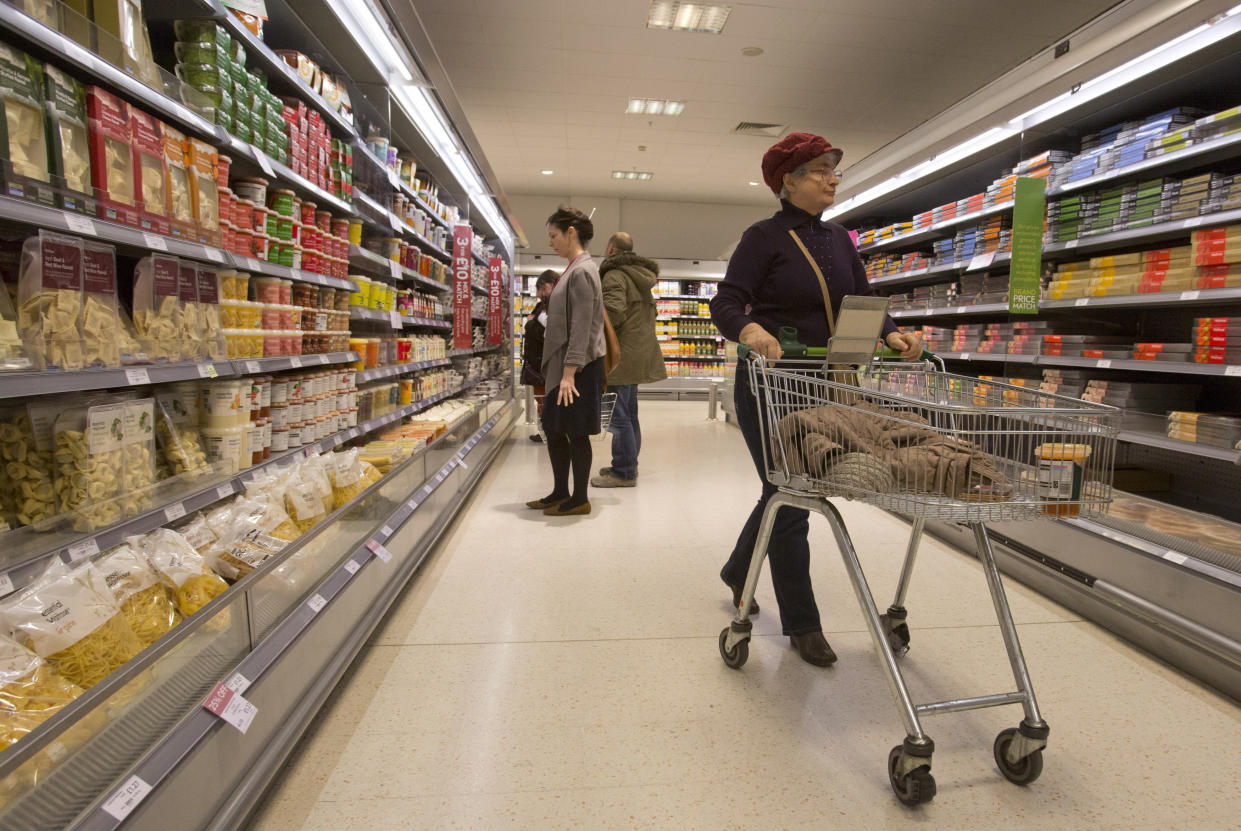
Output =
[
  {"x1": 81, "y1": 240, "x2": 143, "y2": 367},
  {"x1": 96, "y1": 542, "x2": 181, "y2": 648},
  {"x1": 282, "y1": 467, "x2": 328, "y2": 534},
  {"x1": 42, "y1": 65, "x2": 94, "y2": 216},
  {"x1": 0, "y1": 559, "x2": 144, "y2": 690},
  {"x1": 1, "y1": 402, "x2": 59, "y2": 529},
  {"x1": 54, "y1": 401, "x2": 125, "y2": 530},
  {"x1": 0, "y1": 44, "x2": 53, "y2": 207},
  {"x1": 177, "y1": 260, "x2": 205, "y2": 361},
  {"x1": 195, "y1": 266, "x2": 228, "y2": 361},
  {"x1": 0, "y1": 276, "x2": 32, "y2": 371},
  {"x1": 133, "y1": 528, "x2": 228, "y2": 616},
  {"x1": 132, "y1": 253, "x2": 182, "y2": 362},
  {"x1": 328, "y1": 448, "x2": 372, "y2": 509},
  {"x1": 91, "y1": 0, "x2": 163, "y2": 89},
  {"x1": 0, "y1": 633, "x2": 84, "y2": 752},
  {"x1": 161, "y1": 123, "x2": 195, "y2": 238},
  {"x1": 119, "y1": 399, "x2": 156, "y2": 517},
  {"x1": 185, "y1": 137, "x2": 220, "y2": 247},
  {"x1": 17, "y1": 231, "x2": 85, "y2": 371},
  {"x1": 128, "y1": 107, "x2": 170, "y2": 236},
  {"x1": 85, "y1": 86, "x2": 140, "y2": 228},
  {"x1": 154, "y1": 389, "x2": 209, "y2": 478}
]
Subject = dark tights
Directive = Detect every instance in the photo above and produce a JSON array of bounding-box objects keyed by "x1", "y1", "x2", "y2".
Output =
[{"x1": 544, "y1": 433, "x2": 592, "y2": 508}]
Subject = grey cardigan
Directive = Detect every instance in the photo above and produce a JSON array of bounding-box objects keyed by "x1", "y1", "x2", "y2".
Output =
[{"x1": 541, "y1": 252, "x2": 607, "y2": 390}]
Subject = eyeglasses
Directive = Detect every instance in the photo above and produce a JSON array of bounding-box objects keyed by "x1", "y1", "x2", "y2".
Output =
[{"x1": 804, "y1": 166, "x2": 843, "y2": 181}]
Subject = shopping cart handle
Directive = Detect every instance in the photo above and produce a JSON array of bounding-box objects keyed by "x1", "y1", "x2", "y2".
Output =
[{"x1": 877, "y1": 346, "x2": 938, "y2": 361}]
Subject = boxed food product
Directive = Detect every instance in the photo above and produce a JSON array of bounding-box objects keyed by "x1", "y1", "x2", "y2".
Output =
[
  {"x1": 124, "y1": 107, "x2": 168, "y2": 236},
  {"x1": 158, "y1": 123, "x2": 196, "y2": 242},
  {"x1": 80, "y1": 239, "x2": 141, "y2": 368},
  {"x1": 0, "y1": 43, "x2": 53, "y2": 207},
  {"x1": 42, "y1": 65, "x2": 95, "y2": 216},
  {"x1": 91, "y1": 0, "x2": 162, "y2": 88},
  {"x1": 132, "y1": 253, "x2": 182, "y2": 362},
  {"x1": 185, "y1": 137, "x2": 221, "y2": 247},
  {"x1": 86, "y1": 86, "x2": 140, "y2": 227},
  {"x1": 17, "y1": 231, "x2": 85, "y2": 371}
]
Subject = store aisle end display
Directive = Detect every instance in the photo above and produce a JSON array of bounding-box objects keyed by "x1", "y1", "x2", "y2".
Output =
[{"x1": 0, "y1": 1, "x2": 515, "y2": 826}]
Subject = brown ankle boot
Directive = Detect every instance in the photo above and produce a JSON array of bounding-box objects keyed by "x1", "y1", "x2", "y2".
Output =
[{"x1": 790, "y1": 632, "x2": 837, "y2": 666}]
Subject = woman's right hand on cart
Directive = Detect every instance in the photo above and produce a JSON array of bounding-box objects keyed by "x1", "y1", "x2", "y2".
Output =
[{"x1": 739, "y1": 322, "x2": 783, "y2": 359}]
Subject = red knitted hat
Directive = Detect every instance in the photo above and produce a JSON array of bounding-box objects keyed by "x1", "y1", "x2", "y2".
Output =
[{"x1": 761, "y1": 132, "x2": 843, "y2": 195}]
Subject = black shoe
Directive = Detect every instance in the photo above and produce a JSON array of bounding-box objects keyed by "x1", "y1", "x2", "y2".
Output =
[
  {"x1": 790, "y1": 632, "x2": 838, "y2": 667},
  {"x1": 724, "y1": 579, "x2": 759, "y2": 616},
  {"x1": 529, "y1": 434, "x2": 544, "y2": 443}
]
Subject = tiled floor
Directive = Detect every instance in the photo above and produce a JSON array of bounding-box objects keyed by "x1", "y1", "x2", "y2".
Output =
[{"x1": 246, "y1": 401, "x2": 1241, "y2": 830}]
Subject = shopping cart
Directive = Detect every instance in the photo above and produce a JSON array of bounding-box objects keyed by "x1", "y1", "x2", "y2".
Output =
[{"x1": 718, "y1": 353, "x2": 1119, "y2": 805}]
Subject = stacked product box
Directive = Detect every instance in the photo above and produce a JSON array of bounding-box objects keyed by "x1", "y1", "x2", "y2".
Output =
[
  {"x1": 1132, "y1": 341, "x2": 1193, "y2": 362},
  {"x1": 1042, "y1": 333, "x2": 1133, "y2": 358},
  {"x1": 959, "y1": 272, "x2": 1009, "y2": 305},
  {"x1": 1043, "y1": 244, "x2": 1200, "y2": 299},
  {"x1": 1194, "y1": 317, "x2": 1241, "y2": 364},
  {"x1": 1083, "y1": 380, "x2": 1199, "y2": 411},
  {"x1": 1167, "y1": 412, "x2": 1241, "y2": 449},
  {"x1": 0, "y1": 43, "x2": 55, "y2": 208}
]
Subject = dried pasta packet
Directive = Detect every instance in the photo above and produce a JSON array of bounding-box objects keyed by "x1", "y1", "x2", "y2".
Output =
[
  {"x1": 96, "y1": 542, "x2": 181, "y2": 648},
  {"x1": 0, "y1": 44, "x2": 52, "y2": 206},
  {"x1": 17, "y1": 231, "x2": 85, "y2": 371},
  {"x1": 299, "y1": 454, "x2": 335, "y2": 516},
  {"x1": 78, "y1": 240, "x2": 129, "y2": 369},
  {"x1": 119, "y1": 399, "x2": 156, "y2": 517},
  {"x1": 0, "y1": 559, "x2": 144, "y2": 690},
  {"x1": 177, "y1": 261, "x2": 205, "y2": 361},
  {"x1": 0, "y1": 633, "x2": 84, "y2": 752},
  {"x1": 132, "y1": 254, "x2": 182, "y2": 362},
  {"x1": 2, "y1": 401, "x2": 59, "y2": 529},
  {"x1": 133, "y1": 528, "x2": 228, "y2": 617},
  {"x1": 328, "y1": 448, "x2": 369, "y2": 509},
  {"x1": 282, "y1": 465, "x2": 327, "y2": 534},
  {"x1": 53, "y1": 402, "x2": 125, "y2": 531},
  {"x1": 194, "y1": 266, "x2": 227, "y2": 361},
  {"x1": 162, "y1": 124, "x2": 193, "y2": 226},
  {"x1": 42, "y1": 65, "x2": 93, "y2": 215},
  {"x1": 185, "y1": 138, "x2": 219, "y2": 242},
  {"x1": 154, "y1": 390, "x2": 208, "y2": 478}
]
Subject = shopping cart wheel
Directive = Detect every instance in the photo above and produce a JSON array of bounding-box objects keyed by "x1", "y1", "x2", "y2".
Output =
[
  {"x1": 888, "y1": 745, "x2": 936, "y2": 806},
  {"x1": 880, "y1": 609, "x2": 911, "y2": 655},
  {"x1": 718, "y1": 628, "x2": 749, "y2": 669},
  {"x1": 993, "y1": 728, "x2": 1044, "y2": 785}
]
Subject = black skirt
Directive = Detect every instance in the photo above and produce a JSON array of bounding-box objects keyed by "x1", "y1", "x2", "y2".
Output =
[{"x1": 541, "y1": 357, "x2": 604, "y2": 437}]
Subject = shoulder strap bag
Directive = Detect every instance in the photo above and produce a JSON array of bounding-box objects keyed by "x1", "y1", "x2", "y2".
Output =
[
  {"x1": 567, "y1": 268, "x2": 621, "y2": 378},
  {"x1": 788, "y1": 229, "x2": 861, "y2": 402}
]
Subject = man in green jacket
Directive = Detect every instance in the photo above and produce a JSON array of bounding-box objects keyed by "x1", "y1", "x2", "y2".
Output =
[{"x1": 592, "y1": 232, "x2": 667, "y2": 488}]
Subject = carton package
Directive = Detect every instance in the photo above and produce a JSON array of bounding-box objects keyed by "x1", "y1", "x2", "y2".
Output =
[
  {"x1": 128, "y1": 107, "x2": 169, "y2": 236},
  {"x1": 0, "y1": 43, "x2": 53, "y2": 207},
  {"x1": 42, "y1": 65, "x2": 95, "y2": 216},
  {"x1": 184, "y1": 137, "x2": 220, "y2": 247},
  {"x1": 85, "y1": 86, "x2": 140, "y2": 227},
  {"x1": 160, "y1": 123, "x2": 196, "y2": 240}
]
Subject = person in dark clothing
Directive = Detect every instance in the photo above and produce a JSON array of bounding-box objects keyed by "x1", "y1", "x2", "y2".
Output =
[
  {"x1": 521, "y1": 270, "x2": 558, "y2": 442},
  {"x1": 710, "y1": 132, "x2": 922, "y2": 667}
]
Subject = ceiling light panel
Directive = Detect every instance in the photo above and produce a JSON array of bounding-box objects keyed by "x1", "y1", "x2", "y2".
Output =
[
  {"x1": 626, "y1": 98, "x2": 686, "y2": 115},
  {"x1": 647, "y1": 2, "x2": 731, "y2": 34},
  {"x1": 612, "y1": 170, "x2": 655, "y2": 180}
]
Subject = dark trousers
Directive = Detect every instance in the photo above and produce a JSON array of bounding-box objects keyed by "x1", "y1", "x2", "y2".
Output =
[{"x1": 719, "y1": 365, "x2": 821, "y2": 636}]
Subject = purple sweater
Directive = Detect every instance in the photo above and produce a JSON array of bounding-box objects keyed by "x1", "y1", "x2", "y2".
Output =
[{"x1": 711, "y1": 200, "x2": 898, "y2": 350}]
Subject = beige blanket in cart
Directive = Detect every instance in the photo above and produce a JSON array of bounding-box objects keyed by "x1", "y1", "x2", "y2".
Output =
[{"x1": 775, "y1": 401, "x2": 1009, "y2": 499}]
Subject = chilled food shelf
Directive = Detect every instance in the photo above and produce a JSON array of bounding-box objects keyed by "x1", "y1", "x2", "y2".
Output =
[
  {"x1": 1043, "y1": 207, "x2": 1241, "y2": 258},
  {"x1": 220, "y1": 132, "x2": 352, "y2": 215},
  {"x1": 1117, "y1": 430, "x2": 1241, "y2": 464},
  {"x1": 1040, "y1": 288, "x2": 1241, "y2": 311},
  {"x1": 354, "y1": 357, "x2": 451, "y2": 383},
  {"x1": 406, "y1": 316, "x2": 452, "y2": 329},
  {"x1": 935, "y1": 352, "x2": 1241, "y2": 375},
  {"x1": 656, "y1": 334, "x2": 724, "y2": 340},
  {"x1": 387, "y1": 210, "x2": 452, "y2": 261},
  {"x1": 892, "y1": 302, "x2": 1010, "y2": 319},
  {"x1": 858, "y1": 200, "x2": 1015, "y2": 254},
  {"x1": 1046, "y1": 130, "x2": 1241, "y2": 198}
]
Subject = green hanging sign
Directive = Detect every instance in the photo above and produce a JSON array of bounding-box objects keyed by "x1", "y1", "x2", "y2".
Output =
[{"x1": 1009, "y1": 176, "x2": 1046, "y2": 315}]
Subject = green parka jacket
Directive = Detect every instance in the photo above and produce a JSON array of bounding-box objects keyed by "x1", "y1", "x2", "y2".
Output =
[{"x1": 599, "y1": 251, "x2": 668, "y2": 386}]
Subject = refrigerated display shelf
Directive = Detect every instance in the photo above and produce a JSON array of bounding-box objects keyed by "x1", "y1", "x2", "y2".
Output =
[
  {"x1": 656, "y1": 334, "x2": 724, "y2": 340},
  {"x1": 891, "y1": 302, "x2": 1010, "y2": 319},
  {"x1": 471, "y1": 314, "x2": 487, "y2": 324},
  {"x1": 1040, "y1": 287, "x2": 1241, "y2": 311},
  {"x1": 1046, "y1": 130, "x2": 1241, "y2": 198},
  {"x1": 387, "y1": 211, "x2": 452, "y2": 262},
  {"x1": 935, "y1": 351, "x2": 1241, "y2": 375},
  {"x1": 0, "y1": 352, "x2": 357, "y2": 400},
  {"x1": 664, "y1": 355, "x2": 726, "y2": 361},
  {"x1": 857, "y1": 200, "x2": 1015, "y2": 254},
  {"x1": 219, "y1": 132, "x2": 352, "y2": 215},
  {"x1": 407, "y1": 316, "x2": 452, "y2": 329},
  {"x1": 654, "y1": 294, "x2": 717, "y2": 300},
  {"x1": 1043, "y1": 207, "x2": 1241, "y2": 258},
  {"x1": 354, "y1": 141, "x2": 454, "y2": 233},
  {"x1": 1117, "y1": 430, "x2": 1241, "y2": 464},
  {"x1": 449, "y1": 345, "x2": 505, "y2": 357},
  {"x1": 353, "y1": 357, "x2": 451, "y2": 383},
  {"x1": 471, "y1": 284, "x2": 489, "y2": 296}
]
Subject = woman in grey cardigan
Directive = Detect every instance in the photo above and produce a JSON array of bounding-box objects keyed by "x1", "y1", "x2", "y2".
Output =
[{"x1": 526, "y1": 207, "x2": 607, "y2": 516}]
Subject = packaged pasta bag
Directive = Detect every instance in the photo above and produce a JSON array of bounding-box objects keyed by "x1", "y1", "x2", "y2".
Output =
[
  {"x1": 177, "y1": 260, "x2": 205, "y2": 362},
  {"x1": 0, "y1": 276, "x2": 32, "y2": 371},
  {"x1": 185, "y1": 137, "x2": 220, "y2": 247},
  {"x1": 0, "y1": 44, "x2": 53, "y2": 207},
  {"x1": 154, "y1": 389, "x2": 209, "y2": 479},
  {"x1": 132, "y1": 253, "x2": 182, "y2": 362},
  {"x1": 195, "y1": 266, "x2": 228, "y2": 361},
  {"x1": 301, "y1": 453, "x2": 336, "y2": 515},
  {"x1": 53, "y1": 401, "x2": 125, "y2": 531},
  {"x1": 85, "y1": 86, "x2": 141, "y2": 227},
  {"x1": 161, "y1": 123, "x2": 195, "y2": 239},
  {"x1": 0, "y1": 559, "x2": 144, "y2": 690},
  {"x1": 42, "y1": 64, "x2": 94, "y2": 216},
  {"x1": 128, "y1": 107, "x2": 170, "y2": 236},
  {"x1": 328, "y1": 448, "x2": 368, "y2": 509},
  {"x1": 0, "y1": 633, "x2": 84, "y2": 752},
  {"x1": 17, "y1": 231, "x2": 85, "y2": 371},
  {"x1": 281, "y1": 462, "x2": 328, "y2": 534},
  {"x1": 2, "y1": 401, "x2": 59, "y2": 529},
  {"x1": 95, "y1": 542, "x2": 181, "y2": 648},
  {"x1": 119, "y1": 398, "x2": 157, "y2": 517},
  {"x1": 79, "y1": 239, "x2": 135, "y2": 369},
  {"x1": 133, "y1": 528, "x2": 228, "y2": 616}
]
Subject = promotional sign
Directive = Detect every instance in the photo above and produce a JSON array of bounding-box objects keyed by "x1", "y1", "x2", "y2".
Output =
[
  {"x1": 452, "y1": 225, "x2": 473, "y2": 349},
  {"x1": 487, "y1": 257, "x2": 503, "y2": 345},
  {"x1": 1009, "y1": 176, "x2": 1046, "y2": 315}
]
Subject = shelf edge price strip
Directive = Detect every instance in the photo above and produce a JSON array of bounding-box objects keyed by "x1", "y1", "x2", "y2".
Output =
[
  {"x1": 101, "y1": 775, "x2": 153, "y2": 822},
  {"x1": 366, "y1": 538, "x2": 393, "y2": 563}
]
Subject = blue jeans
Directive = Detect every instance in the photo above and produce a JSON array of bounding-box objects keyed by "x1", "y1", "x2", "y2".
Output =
[
  {"x1": 720, "y1": 366, "x2": 821, "y2": 636},
  {"x1": 607, "y1": 384, "x2": 641, "y2": 480}
]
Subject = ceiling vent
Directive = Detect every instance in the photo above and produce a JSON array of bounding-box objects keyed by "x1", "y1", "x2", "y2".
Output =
[{"x1": 732, "y1": 122, "x2": 786, "y2": 137}]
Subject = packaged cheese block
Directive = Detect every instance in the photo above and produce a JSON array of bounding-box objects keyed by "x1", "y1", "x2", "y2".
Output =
[
  {"x1": 0, "y1": 633, "x2": 84, "y2": 752},
  {"x1": 131, "y1": 528, "x2": 228, "y2": 616},
  {"x1": 0, "y1": 559, "x2": 144, "y2": 690},
  {"x1": 132, "y1": 253, "x2": 183, "y2": 362},
  {"x1": 0, "y1": 44, "x2": 53, "y2": 207},
  {"x1": 42, "y1": 65, "x2": 94, "y2": 215},
  {"x1": 96, "y1": 542, "x2": 181, "y2": 648},
  {"x1": 17, "y1": 231, "x2": 85, "y2": 371}
]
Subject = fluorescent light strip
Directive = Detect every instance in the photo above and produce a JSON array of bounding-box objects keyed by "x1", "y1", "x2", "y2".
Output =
[
  {"x1": 825, "y1": 7, "x2": 1241, "y2": 221},
  {"x1": 647, "y1": 2, "x2": 731, "y2": 33},
  {"x1": 626, "y1": 98, "x2": 685, "y2": 115},
  {"x1": 612, "y1": 170, "x2": 654, "y2": 180},
  {"x1": 324, "y1": 0, "x2": 412, "y2": 83}
]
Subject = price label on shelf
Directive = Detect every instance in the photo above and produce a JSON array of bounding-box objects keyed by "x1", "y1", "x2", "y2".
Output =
[
  {"x1": 365, "y1": 539, "x2": 393, "y2": 563},
  {"x1": 142, "y1": 232, "x2": 168, "y2": 251},
  {"x1": 1096, "y1": 360, "x2": 1112, "y2": 369},
  {"x1": 1184, "y1": 216, "x2": 1205, "y2": 228},
  {"x1": 307, "y1": 594, "x2": 328, "y2": 614},
  {"x1": 164, "y1": 503, "x2": 187, "y2": 523},
  {"x1": 380, "y1": 525, "x2": 394, "y2": 537},
  {"x1": 204, "y1": 247, "x2": 226, "y2": 262},
  {"x1": 216, "y1": 484, "x2": 235, "y2": 500},
  {"x1": 1180, "y1": 290, "x2": 1200, "y2": 301},
  {"x1": 1225, "y1": 365, "x2": 1241, "y2": 377},
  {"x1": 0, "y1": 573, "x2": 14, "y2": 597},
  {"x1": 344, "y1": 559, "x2": 361, "y2": 575},
  {"x1": 63, "y1": 214, "x2": 96, "y2": 236},
  {"x1": 197, "y1": 363, "x2": 219, "y2": 378},
  {"x1": 289, "y1": 356, "x2": 303, "y2": 368},
  {"x1": 1163, "y1": 550, "x2": 1189, "y2": 565},
  {"x1": 389, "y1": 260, "x2": 402, "y2": 281},
  {"x1": 255, "y1": 151, "x2": 275, "y2": 178},
  {"x1": 224, "y1": 672, "x2": 251, "y2": 695},
  {"x1": 316, "y1": 354, "x2": 330, "y2": 364},
  {"x1": 959, "y1": 353, "x2": 971, "y2": 361},
  {"x1": 967, "y1": 251, "x2": 996, "y2": 271},
  {"x1": 65, "y1": 538, "x2": 100, "y2": 563},
  {"x1": 1074, "y1": 298, "x2": 1090, "y2": 307},
  {"x1": 203, "y1": 682, "x2": 258, "y2": 733},
  {"x1": 101, "y1": 775, "x2": 153, "y2": 821},
  {"x1": 244, "y1": 360, "x2": 262, "y2": 374},
  {"x1": 125, "y1": 367, "x2": 151, "y2": 386},
  {"x1": 458, "y1": 459, "x2": 469, "y2": 471},
  {"x1": 390, "y1": 311, "x2": 402, "y2": 329}
]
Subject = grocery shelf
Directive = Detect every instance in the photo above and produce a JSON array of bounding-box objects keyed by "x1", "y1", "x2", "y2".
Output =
[
  {"x1": 935, "y1": 351, "x2": 1241, "y2": 376},
  {"x1": 220, "y1": 132, "x2": 352, "y2": 215},
  {"x1": 1047, "y1": 131, "x2": 1241, "y2": 198},
  {"x1": 656, "y1": 334, "x2": 724, "y2": 340},
  {"x1": 208, "y1": 0, "x2": 357, "y2": 140},
  {"x1": 1118, "y1": 429, "x2": 1241, "y2": 464},
  {"x1": 1041, "y1": 287, "x2": 1241, "y2": 311},
  {"x1": 474, "y1": 251, "x2": 489, "y2": 267},
  {"x1": 449, "y1": 345, "x2": 505, "y2": 357},
  {"x1": 471, "y1": 314, "x2": 488, "y2": 324},
  {"x1": 935, "y1": 352, "x2": 1039, "y2": 364},
  {"x1": 656, "y1": 314, "x2": 713, "y2": 320},
  {"x1": 891, "y1": 302, "x2": 1010, "y2": 319},
  {"x1": 0, "y1": 352, "x2": 357, "y2": 401},
  {"x1": 386, "y1": 209, "x2": 452, "y2": 261},
  {"x1": 857, "y1": 200, "x2": 1015, "y2": 254},
  {"x1": 354, "y1": 357, "x2": 451, "y2": 384},
  {"x1": 350, "y1": 307, "x2": 403, "y2": 327},
  {"x1": 663, "y1": 355, "x2": 726, "y2": 361},
  {"x1": 405, "y1": 316, "x2": 452, "y2": 329},
  {"x1": 0, "y1": 3, "x2": 221, "y2": 144},
  {"x1": 1043, "y1": 207, "x2": 1241, "y2": 259},
  {"x1": 868, "y1": 252, "x2": 1013, "y2": 288},
  {"x1": 654, "y1": 294, "x2": 715, "y2": 301},
  {"x1": 348, "y1": 244, "x2": 401, "y2": 278}
]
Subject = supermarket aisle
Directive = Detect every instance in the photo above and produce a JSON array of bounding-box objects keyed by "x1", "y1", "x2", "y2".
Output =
[{"x1": 247, "y1": 401, "x2": 1241, "y2": 830}]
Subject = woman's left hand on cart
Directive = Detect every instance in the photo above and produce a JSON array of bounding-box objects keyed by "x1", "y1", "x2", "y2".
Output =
[{"x1": 885, "y1": 330, "x2": 924, "y2": 360}]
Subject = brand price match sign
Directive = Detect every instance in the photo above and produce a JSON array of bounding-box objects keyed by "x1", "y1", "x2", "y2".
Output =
[
  {"x1": 452, "y1": 225, "x2": 473, "y2": 349},
  {"x1": 487, "y1": 257, "x2": 503, "y2": 345},
  {"x1": 1009, "y1": 176, "x2": 1046, "y2": 315}
]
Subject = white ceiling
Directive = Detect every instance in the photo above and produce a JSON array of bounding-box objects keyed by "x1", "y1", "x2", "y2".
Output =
[{"x1": 410, "y1": 0, "x2": 1122, "y2": 206}]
